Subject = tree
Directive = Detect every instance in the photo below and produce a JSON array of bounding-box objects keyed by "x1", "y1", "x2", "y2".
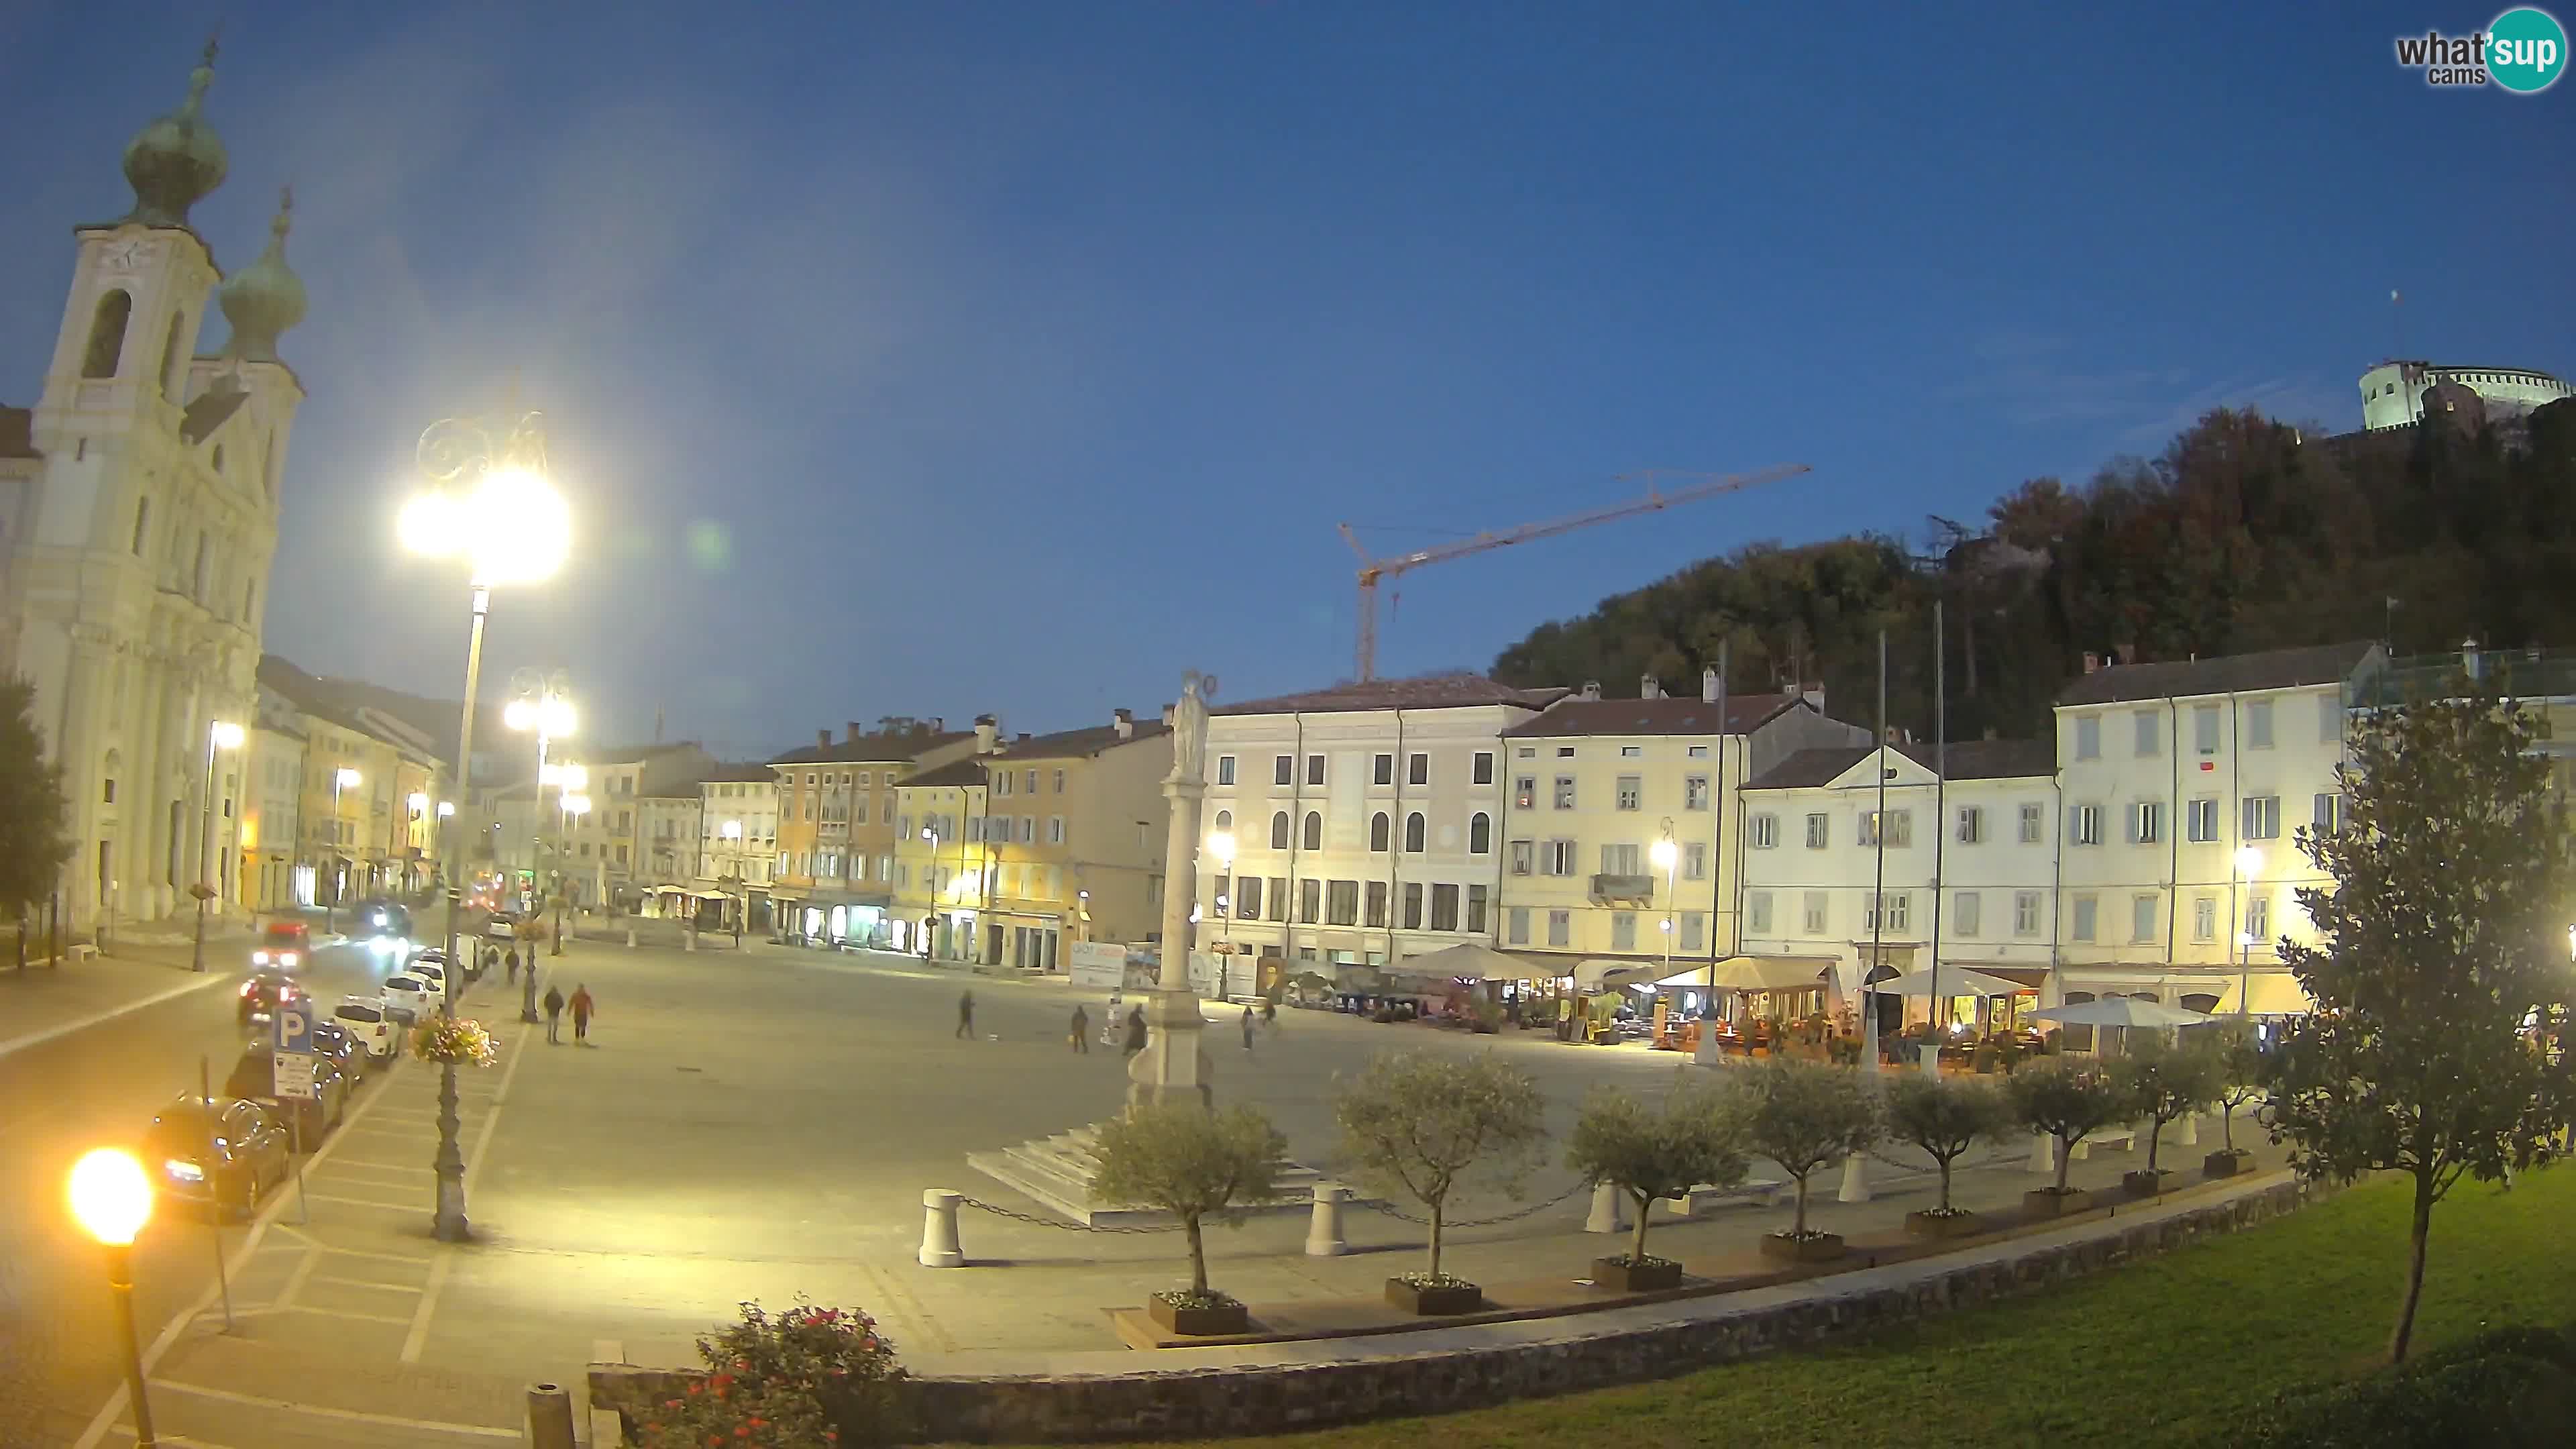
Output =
[
  {"x1": 0, "y1": 676, "x2": 72, "y2": 924},
  {"x1": 1565, "y1": 1075, "x2": 1748, "y2": 1267},
  {"x1": 1882, "y1": 1073, "x2": 2012, "y2": 1216},
  {"x1": 2110, "y1": 1034, "x2": 2224, "y2": 1177},
  {"x1": 2010, "y1": 1060, "x2": 2127, "y2": 1195},
  {"x1": 1724, "y1": 1058, "x2": 1878, "y2": 1240},
  {"x1": 1331, "y1": 1051, "x2": 1547, "y2": 1283},
  {"x1": 1089, "y1": 1103, "x2": 1286, "y2": 1301},
  {"x1": 2205, "y1": 1018, "x2": 2268, "y2": 1155},
  {"x1": 2265, "y1": 678, "x2": 2576, "y2": 1364}
]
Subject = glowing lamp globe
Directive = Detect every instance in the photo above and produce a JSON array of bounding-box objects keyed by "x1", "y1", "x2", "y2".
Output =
[{"x1": 68, "y1": 1148, "x2": 153, "y2": 1246}]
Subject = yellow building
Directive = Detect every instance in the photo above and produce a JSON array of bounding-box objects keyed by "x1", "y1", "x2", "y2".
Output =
[
  {"x1": 967, "y1": 708, "x2": 1173, "y2": 970},
  {"x1": 767, "y1": 720, "x2": 975, "y2": 945},
  {"x1": 891, "y1": 753, "x2": 994, "y2": 960}
]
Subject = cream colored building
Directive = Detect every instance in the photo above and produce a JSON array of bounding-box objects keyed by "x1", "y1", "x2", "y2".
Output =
[
  {"x1": 696, "y1": 764, "x2": 778, "y2": 932},
  {"x1": 1737, "y1": 739, "x2": 2060, "y2": 1012},
  {"x1": 890, "y1": 742, "x2": 1000, "y2": 960},
  {"x1": 2051, "y1": 641, "x2": 2383, "y2": 1014},
  {"x1": 1495, "y1": 670, "x2": 1865, "y2": 971},
  {"x1": 0, "y1": 47, "x2": 305, "y2": 930},
  {"x1": 1197, "y1": 675, "x2": 1566, "y2": 969},
  {"x1": 966, "y1": 708, "x2": 1173, "y2": 969},
  {"x1": 242, "y1": 684, "x2": 305, "y2": 912}
]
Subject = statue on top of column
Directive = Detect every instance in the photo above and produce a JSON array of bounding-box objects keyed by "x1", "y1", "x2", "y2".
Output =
[{"x1": 1170, "y1": 669, "x2": 1215, "y2": 786}]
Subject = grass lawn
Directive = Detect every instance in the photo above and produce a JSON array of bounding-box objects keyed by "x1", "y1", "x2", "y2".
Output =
[{"x1": 1034, "y1": 1167, "x2": 2575, "y2": 1449}]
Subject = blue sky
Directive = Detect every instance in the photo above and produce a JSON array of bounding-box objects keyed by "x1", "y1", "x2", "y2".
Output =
[{"x1": 1, "y1": 1, "x2": 2567, "y2": 759}]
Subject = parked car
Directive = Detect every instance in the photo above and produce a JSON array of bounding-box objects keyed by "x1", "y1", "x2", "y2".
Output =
[
  {"x1": 408, "y1": 960, "x2": 449, "y2": 1000},
  {"x1": 223, "y1": 1043, "x2": 348, "y2": 1140},
  {"x1": 333, "y1": 997, "x2": 397, "y2": 1060},
  {"x1": 380, "y1": 973, "x2": 434, "y2": 1026},
  {"x1": 237, "y1": 969, "x2": 304, "y2": 1027},
  {"x1": 146, "y1": 1093, "x2": 290, "y2": 1220},
  {"x1": 306, "y1": 1018, "x2": 370, "y2": 1081}
]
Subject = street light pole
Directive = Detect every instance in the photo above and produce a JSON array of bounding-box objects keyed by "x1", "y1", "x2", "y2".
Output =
[
  {"x1": 69, "y1": 1148, "x2": 156, "y2": 1448},
  {"x1": 191, "y1": 720, "x2": 244, "y2": 973},
  {"x1": 1209, "y1": 830, "x2": 1235, "y2": 998},
  {"x1": 2234, "y1": 845, "x2": 2263, "y2": 1016},
  {"x1": 325, "y1": 767, "x2": 358, "y2": 937}
]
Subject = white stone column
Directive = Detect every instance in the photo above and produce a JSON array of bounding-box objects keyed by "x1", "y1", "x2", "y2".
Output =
[
  {"x1": 918, "y1": 1189, "x2": 964, "y2": 1268},
  {"x1": 2177, "y1": 1112, "x2": 2198, "y2": 1146},
  {"x1": 1836, "y1": 1152, "x2": 1872, "y2": 1203},
  {"x1": 1128, "y1": 673, "x2": 1215, "y2": 1114}
]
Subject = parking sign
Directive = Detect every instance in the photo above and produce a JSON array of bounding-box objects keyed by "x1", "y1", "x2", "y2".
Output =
[
  {"x1": 270, "y1": 1051, "x2": 317, "y2": 1099},
  {"x1": 274, "y1": 1006, "x2": 313, "y2": 1055}
]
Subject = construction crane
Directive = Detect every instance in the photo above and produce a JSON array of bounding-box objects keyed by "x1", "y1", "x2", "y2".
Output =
[{"x1": 1338, "y1": 463, "x2": 1811, "y2": 683}]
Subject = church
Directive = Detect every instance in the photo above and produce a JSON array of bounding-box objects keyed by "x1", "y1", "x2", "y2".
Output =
[{"x1": 0, "y1": 39, "x2": 306, "y2": 933}]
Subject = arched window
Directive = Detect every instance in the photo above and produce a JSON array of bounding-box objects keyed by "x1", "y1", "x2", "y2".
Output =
[
  {"x1": 1269, "y1": 811, "x2": 1289, "y2": 850},
  {"x1": 159, "y1": 311, "x2": 186, "y2": 396},
  {"x1": 1403, "y1": 812, "x2": 1426, "y2": 853},
  {"x1": 1469, "y1": 812, "x2": 1492, "y2": 854},
  {"x1": 130, "y1": 496, "x2": 151, "y2": 556},
  {"x1": 83, "y1": 290, "x2": 132, "y2": 378},
  {"x1": 1302, "y1": 811, "x2": 1322, "y2": 851},
  {"x1": 211, "y1": 443, "x2": 225, "y2": 474},
  {"x1": 1213, "y1": 809, "x2": 1232, "y2": 835},
  {"x1": 1369, "y1": 812, "x2": 1390, "y2": 851}
]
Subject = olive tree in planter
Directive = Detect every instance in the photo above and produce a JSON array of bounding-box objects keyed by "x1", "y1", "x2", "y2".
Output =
[
  {"x1": 1332, "y1": 1049, "x2": 1548, "y2": 1315},
  {"x1": 1882, "y1": 1072, "x2": 2012, "y2": 1238},
  {"x1": 1087, "y1": 1103, "x2": 1287, "y2": 1336},
  {"x1": 2202, "y1": 1018, "x2": 2267, "y2": 1178},
  {"x1": 2009, "y1": 1059, "x2": 2126, "y2": 1217},
  {"x1": 1725, "y1": 1058, "x2": 1878, "y2": 1263},
  {"x1": 2109, "y1": 1033, "x2": 2223, "y2": 1195},
  {"x1": 1564, "y1": 1075, "x2": 1748, "y2": 1291}
]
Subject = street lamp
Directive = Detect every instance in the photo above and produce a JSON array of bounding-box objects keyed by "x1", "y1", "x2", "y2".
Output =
[
  {"x1": 402, "y1": 405, "x2": 570, "y2": 1244},
  {"x1": 68, "y1": 1147, "x2": 157, "y2": 1447},
  {"x1": 325, "y1": 766, "x2": 360, "y2": 936},
  {"x1": 191, "y1": 720, "x2": 245, "y2": 973},
  {"x1": 721, "y1": 820, "x2": 745, "y2": 943},
  {"x1": 2234, "y1": 845, "x2": 2263, "y2": 1014},
  {"x1": 507, "y1": 669, "x2": 576, "y2": 979},
  {"x1": 1208, "y1": 829, "x2": 1235, "y2": 994}
]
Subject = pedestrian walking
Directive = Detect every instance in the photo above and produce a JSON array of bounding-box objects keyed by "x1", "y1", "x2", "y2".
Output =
[
  {"x1": 570, "y1": 983, "x2": 595, "y2": 1044},
  {"x1": 1240, "y1": 1005, "x2": 1256, "y2": 1053},
  {"x1": 542, "y1": 983, "x2": 565, "y2": 1044},
  {"x1": 505, "y1": 947, "x2": 520, "y2": 985},
  {"x1": 956, "y1": 989, "x2": 976, "y2": 1040},
  {"x1": 1123, "y1": 1005, "x2": 1148, "y2": 1059},
  {"x1": 1069, "y1": 1004, "x2": 1089, "y2": 1053},
  {"x1": 1261, "y1": 998, "x2": 1278, "y2": 1032}
]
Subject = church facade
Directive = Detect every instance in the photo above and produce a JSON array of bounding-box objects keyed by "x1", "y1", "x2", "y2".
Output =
[{"x1": 0, "y1": 40, "x2": 307, "y2": 930}]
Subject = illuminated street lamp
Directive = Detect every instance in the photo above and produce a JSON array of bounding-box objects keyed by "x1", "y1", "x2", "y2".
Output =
[
  {"x1": 721, "y1": 819, "x2": 746, "y2": 943},
  {"x1": 191, "y1": 720, "x2": 245, "y2": 973},
  {"x1": 1208, "y1": 829, "x2": 1236, "y2": 988},
  {"x1": 68, "y1": 1148, "x2": 157, "y2": 1446},
  {"x1": 325, "y1": 766, "x2": 361, "y2": 936},
  {"x1": 402, "y1": 405, "x2": 570, "y2": 1244},
  {"x1": 2234, "y1": 845, "x2": 2264, "y2": 1015},
  {"x1": 508, "y1": 668, "x2": 578, "y2": 977}
]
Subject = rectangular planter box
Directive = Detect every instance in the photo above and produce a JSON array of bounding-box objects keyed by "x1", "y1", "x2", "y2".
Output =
[
  {"x1": 1758, "y1": 1232, "x2": 1847, "y2": 1263},
  {"x1": 2023, "y1": 1188, "x2": 2094, "y2": 1218},
  {"x1": 1590, "y1": 1256, "x2": 1683, "y2": 1292},
  {"x1": 1903, "y1": 1210, "x2": 1984, "y2": 1239},
  {"x1": 2122, "y1": 1169, "x2": 2169, "y2": 1197},
  {"x1": 1147, "y1": 1295, "x2": 1249, "y2": 1337},
  {"x1": 1384, "y1": 1279, "x2": 1483, "y2": 1316},
  {"x1": 2204, "y1": 1148, "x2": 2253, "y2": 1179}
]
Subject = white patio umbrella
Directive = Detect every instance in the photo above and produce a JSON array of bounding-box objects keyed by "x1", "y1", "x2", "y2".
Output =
[
  {"x1": 2028, "y1": 997, "x2": 2215, "y2": 1029},
  {"x1": 1874, "y1": 966, "x2": 2029, "y2": 999},
  {"x1": 1401, "y1": 942, "x2": 1559, "y2": 982}
]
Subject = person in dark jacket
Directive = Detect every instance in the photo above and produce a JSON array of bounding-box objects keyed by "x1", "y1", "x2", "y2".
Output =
[
  {"x1": 956, "y1": 990, "x2": 976, "y2": 1040},
  {"x1": 1069, "y1": 1004, "x2": 1089, "y2": 1053},
  {"x1": 1122, "y1": 1005, "x2": 1148, "y2": 1058},
  {"x1": 569, "y1": 983, "x2": 595, "y2": 1044},
  {"x1": 542, "y1": 983, "x2": 565, "y2": 1044}
]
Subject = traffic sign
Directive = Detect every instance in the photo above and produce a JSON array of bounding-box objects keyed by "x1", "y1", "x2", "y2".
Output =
[
  {"x1": 271, "y1": 1051, "x2": 317, "y2": 1099},
  {"x1": 273, "y1": 1007, "x2": 313, "y2": 1055}
]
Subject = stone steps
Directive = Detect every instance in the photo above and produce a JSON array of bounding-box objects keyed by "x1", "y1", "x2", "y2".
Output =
[{"x1": 968, "y1": 1122, "x2": 1336, "y2": 1228}]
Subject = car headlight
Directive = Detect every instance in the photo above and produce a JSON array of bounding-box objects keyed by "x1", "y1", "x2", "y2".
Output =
[
  {"x1": 280, "y1": 951, "x2": 299, "y2": 967},
  {"x1": 164, "y1": 1158, "x2": 205, "y2": 1183},
  {"x1": 252, "y1": 950, "x2": 269, "y2": 965}
]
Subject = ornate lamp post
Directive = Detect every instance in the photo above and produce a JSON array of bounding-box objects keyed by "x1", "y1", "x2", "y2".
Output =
[
  {"x1": 506, "y1": 669, "x2": 576, "y2": 1004},
  {"x1": 324, "y1": 766, "x2": 360, "y2": 936},
  {"x1": 191, "y1": 720, "x2": 245, "y2": 972},
  {"x1": 68, "y1": 1147, "x2": 157, "y2": 1446},
  {"x1": 720, "y1": 819, "x2": 745, "y2": 943},
  {"x1": 1208, "y1": 828, "x2": 1235, "y2": 996},
  {"x1": 398, "y1": 406, "x2": 571, "y2": 1243}
]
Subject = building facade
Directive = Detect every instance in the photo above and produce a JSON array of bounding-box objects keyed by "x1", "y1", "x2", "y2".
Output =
[
  {"x1": 890, "y1": 751, "x2": 998, "y2": 959},
  {"x1": 696, "y1": 764, "x2": 777, "y2": 932},
  {"x1": 1495, "y1": 672, "x2": 1866, "y2": 971},
  {"x1": 554, "y1": 743, "x2": 717, "y2": 912},
  {"x1": 1737, "y1": 738, "x2": 2061, "y2": 1012},
  {"x1": 767, "y1": 720, "x2": 975, "y2": 946},
  {"x1": 243, "y1": 684, "x2": 305, "y2": 912},
  {"x1": 2051, "y1": 641, "x2": 2381, "y2": 1014},
  {"x1": 1197, "y1": 676, "x2": 1567, "y2": 970},
  {"x1": 0, "y1": 47, "x2": 305, "y2": 930},
  {"x1": 962, "y1": 708, "x2": 1173, "y2": 970},
  {"x1": 2359, "y1": 359, "x2": 2575, "y2": 431}
]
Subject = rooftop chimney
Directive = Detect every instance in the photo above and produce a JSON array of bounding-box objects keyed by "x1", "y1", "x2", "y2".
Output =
[
  {"x1": 1580, "y1": 680, "x2": 1602, "y2": 702},
  {"x1": 973, "y1": 714, "x2": 998, "y2": 753},
  {"x1": 1016, "y1": 732, "x2": 1031, "y2": 745},
  {"x1": 1802, "y1": 683, "x2": 1826, "y2": 712},
  {"x1": 2463, "y1": 637, "x2": 2482, "y2": 680},
  {"x1": 1701, "y1": 666, "x2": 1720, "y2": 703},
  {"x1": 816, "y1": 729, "x2": 831, "y2": 749},
  {"x1": 845, "y1": 720, "x2": 863, "y2": 745},
  {"x1": 1112, "y1": 708, "x2": 1134, "y2": 740},
  {"x1": 1640, "y1": 674, "x2": 1662, "y2": 700},
  {"x1": 2082, "y1": 651, "x2": 2100, "y2": 674},
  {"x1": 930, "y1": 716, "x2": 946, "y2": 733}
]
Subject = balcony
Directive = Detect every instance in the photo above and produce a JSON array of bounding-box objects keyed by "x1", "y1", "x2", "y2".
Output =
[{"x1": 1589, "y1": 873, "x2": 1654, "y2": 903}]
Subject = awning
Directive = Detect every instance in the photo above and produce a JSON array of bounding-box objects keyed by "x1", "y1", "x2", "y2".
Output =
[
  {"x1": 1875, "y1": 966, "x2": 2033, "y2": 998},
  {"x1": 1574, "y1": 958, "x2": 1667, "y2": 991},
  {"x1": 1402, "y1": 942, "x2": 1565, "y2": 982},
  {"x1": 1643, "y1": 955, "x2": 1837, "y2": 993}
]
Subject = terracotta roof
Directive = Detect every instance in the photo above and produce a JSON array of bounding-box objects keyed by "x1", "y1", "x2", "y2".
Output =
[
  {"x1": 1501, "y1": 692, "x2": 1804, "y2": 739},
  {"x1": 1746, "y1": 738, "x2": 2057, "y2": 791},
  {"x1": 904, "y1": 757, "x2": 990, "y2": 789},
  {"x1": 1216, "y1": 674, "x2": 1568, "y2": 716},
  {"x1": 2054, "y1": 641, "x2": 2379, "y2": 707},
  {"x1": 994, "y1": 718, "x2": 1171, "y2": 760},
  {"x1": 0, "y1": 407, "x2": 37, "y2": 459},
  {"x1": 769, "y1": 731, "x2": 969, "y2": 766}
]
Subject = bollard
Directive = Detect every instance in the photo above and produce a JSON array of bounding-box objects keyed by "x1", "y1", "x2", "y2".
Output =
[
  {"x1": 2029, "y1": 1130, "x2": 2057, "y2": 1175},
  {"x1": 1584, "y1": 1181, "x2": 1625, "y2": 1234},
  {"x1": 526, "y1": 1383, "x2": 578, "y2": 1449},
  {"x1": 2070, "y1": 1137, "x2": 2090, "y2": 1161},
  {"x1": 919, "y1": 1189, "x2": 965, "y2": 1267},
  {"x1": 1304, "y1": 1183, "x2": 1349, "y2": 1256},
  {"x1": 2177, "y1": 1111, "x2": 2198, "y2": 1146},
  {"x1": 685, "y1": 928, "x2": 697, "y2": 953},
  {"x1": 625, "y1": 928, "x2": 637, "y2": 950},
  {"x1": 1836, "y1": 1152, "x2": 1871, "y2": 1203}
]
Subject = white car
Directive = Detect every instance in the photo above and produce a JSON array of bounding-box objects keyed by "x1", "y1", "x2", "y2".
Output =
[
  {"x1": 409, "y1": 961, "x2": 448, "y2": 997},
  {"x1": 380, "y1": 974, "x2": 435, "y2": 1027},
  {"x1": 333, "y1": 997, "x2": 396, "y2": 1059}
]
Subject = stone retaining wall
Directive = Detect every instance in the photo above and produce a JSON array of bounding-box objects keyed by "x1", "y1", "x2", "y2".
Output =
[{"x1": 592, "y1": 1175, "x2": 2322, "y2": 1444}]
